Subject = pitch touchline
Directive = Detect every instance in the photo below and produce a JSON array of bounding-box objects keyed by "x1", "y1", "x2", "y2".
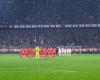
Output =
[{"x1": 0, "y1": 69, "x2": 77, "y2": 73}]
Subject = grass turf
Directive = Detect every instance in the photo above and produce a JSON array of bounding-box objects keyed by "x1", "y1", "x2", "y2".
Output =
[{"x1": 0, "y1": 54, "x2": 100, "y2": 80}]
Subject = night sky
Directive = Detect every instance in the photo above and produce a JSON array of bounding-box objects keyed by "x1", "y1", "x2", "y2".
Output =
[{"x1": 0, "y1": 0, "x2": 100, "y2": 24}]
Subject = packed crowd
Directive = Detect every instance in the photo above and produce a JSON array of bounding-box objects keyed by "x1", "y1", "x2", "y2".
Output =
[
  {"x1": 0, "y1": 0, "x2": 100, "y2": 24},
  {"x1": 0, "y1": 28, "x2": 61, "y2": 48},
  {"x1": 0, "y1": 28, "x2": 100, "y2": 48}
]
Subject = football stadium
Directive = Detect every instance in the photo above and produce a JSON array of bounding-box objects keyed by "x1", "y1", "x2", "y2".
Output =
[{"x1": 0, "y1": 0, "x2": 100, "y2": 80}]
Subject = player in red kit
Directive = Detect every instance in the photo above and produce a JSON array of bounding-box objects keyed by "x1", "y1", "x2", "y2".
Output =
[
  {"x1": 41, "y1": 48, "x2": 47, "y2": 58},
  {"x1": 20, "y1": 48, "x2": 24, "y2": 57},
  {"x1": 20, "y1": 48, "x2": 28, "y2": 58},
  {"x1": 28, "y1": 48, "x2": 35, "y2": 58},
  {"x1": 47, "y1": 48, "x2": 51, "y2": 57},
  {"x1": 24, "y1": 49, "x2": 28, "y2": 57}
]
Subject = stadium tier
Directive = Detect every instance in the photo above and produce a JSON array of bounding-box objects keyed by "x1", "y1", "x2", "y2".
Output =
[
  {"x1": 0, "y1": 0, "x2": 100, "y2": 24},
  {"x1": 0, "y1": 28, "x2": 100, "y2": 48}
]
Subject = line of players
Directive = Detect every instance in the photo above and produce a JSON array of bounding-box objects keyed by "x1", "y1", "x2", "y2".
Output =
[
  {"x1": 20, "y1": 47, "x2": 56, "y2": 58},
  {"x1": 58, "y1": 48, "x2": 72, "y2": 56}
]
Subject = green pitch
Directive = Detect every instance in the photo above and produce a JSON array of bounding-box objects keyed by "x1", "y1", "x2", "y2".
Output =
[{"x1": 0, "y1": 54, "x2": 100, "y2": 80}]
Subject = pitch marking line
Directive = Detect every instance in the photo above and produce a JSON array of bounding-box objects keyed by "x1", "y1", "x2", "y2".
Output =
[{"x1": 0, "y1": 69, "x2": 77, "y2": 73}]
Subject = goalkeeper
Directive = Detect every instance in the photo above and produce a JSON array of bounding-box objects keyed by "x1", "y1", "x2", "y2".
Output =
[{"x1": 35, "y1": 47, "x2": 40, "y2": 59}]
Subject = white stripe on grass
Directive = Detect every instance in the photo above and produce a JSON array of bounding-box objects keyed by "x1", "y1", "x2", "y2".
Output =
[{"x1": 0, "y1": 69, "x2": 77, "y2": 73}]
